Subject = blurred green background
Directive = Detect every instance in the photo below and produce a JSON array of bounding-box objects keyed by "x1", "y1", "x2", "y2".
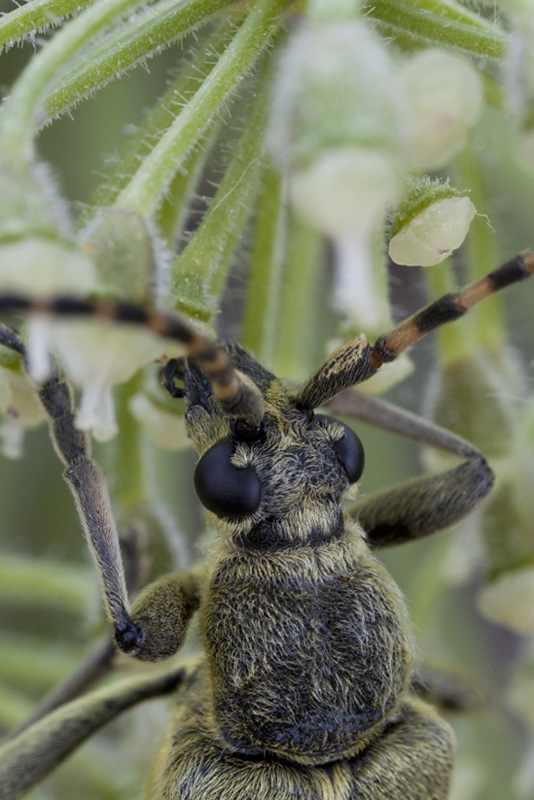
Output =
[{"x1": 1, "y1": 2, "x2": 534, "y2": 798}]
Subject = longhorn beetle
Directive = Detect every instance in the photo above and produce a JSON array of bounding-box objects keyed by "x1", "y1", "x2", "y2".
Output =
[{"x1": 0, "y1": 252, "x2": 533, "y2": 799}]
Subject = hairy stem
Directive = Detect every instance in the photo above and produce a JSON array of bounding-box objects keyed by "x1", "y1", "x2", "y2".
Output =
[
  {"x1": 115, "y1": 0, "x2": 287, "y2": 218},
  {"x1": 43, "y1": 0, "x2": 238, "y2": 124},
  {"x1": 0, "y1": 0, "x2": 91, "y2": 51},
  {"x1": 0, "y1": 0, "x2": 146, "y2": 160}
]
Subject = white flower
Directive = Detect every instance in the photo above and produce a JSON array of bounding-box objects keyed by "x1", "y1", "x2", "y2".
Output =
[
  {"x1": 400, "y1": 50, "x2": 483, "y2": 171},
  {"x1": 49, "y1": 320, "x2": 184, "y2": 442},
  {"x1": 388, "y1": 196, "x2": 477, "y2": 267},
  {"x1": 291, "y1": 147, "x2": 400, "y2": 328},
  {"x1": 0, "y1": 362, "x2": 46, "y2": 458},
  {"x1": 128, "y1": 393, "x2": 190, "y2": 450},
  {"x1": 0, "y1": 238, "x2": 97, "y2": 382},
  {"x1": 477, "y1": 566, "x2": 534, "y2": 635}
]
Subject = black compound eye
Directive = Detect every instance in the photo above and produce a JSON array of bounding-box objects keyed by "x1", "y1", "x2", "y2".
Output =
[
  {"x1": 194, "y1": 438, "x2": 261, "y2": 520},
  {"x1": 316, "y1": 415, "x2": 365, "y2": 484},
  {"x1": 334, "y1": 423, "x2": 365, "y2": 484}
]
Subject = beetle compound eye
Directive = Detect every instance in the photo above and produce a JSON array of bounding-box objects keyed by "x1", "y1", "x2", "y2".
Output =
[
  {"x1": 194, "y1": 438, "x2": 261, "y2": 520},
  {"x1": 334, "y1": 423, "x2": 365, "y2": 484},
  {"x1": 315, "y1": 415, "x2": 365, "y2": 484}
]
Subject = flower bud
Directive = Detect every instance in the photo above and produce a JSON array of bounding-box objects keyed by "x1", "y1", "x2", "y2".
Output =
[
  {"x1": 51, "y1": 321, "x2": 182, "y2": 442},
  {"x1": 270, "y1": 19, "x2": 404, "y2": 176},
  {"x1": 477, "y1": 566, "x2": 534, "y2": 635},
  {"x1": 0, "y1": 348, "x2": 45, "y2": 458},
  {"x1": 399, "y1": 50, "x2": 484, "y2": 171},
  {"x1": 128, "y1": 393, "x2": 189, "y2": 451},
  {"x1": 290, "y1": 148, "x2": 400, "y2": 242},
  {"x1": 0, "y1": 238, "x2": 97, "y2": 383},
  {"x1": 48, "y1": 207, "x2": 175, "y2": 441},
  {"x1": 389, "y1": 180, "x2": 476, "y2": 267},
  {"x1": 0, "y1": 159, "x2": 71, "y2": 244},
  {"x1": 81, "y1": 207, "x2": 166, "y2": 301}
]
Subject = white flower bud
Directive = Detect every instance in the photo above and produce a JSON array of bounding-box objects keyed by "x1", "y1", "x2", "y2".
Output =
[
  {"x1": 0, "y1": 238, "x2": 95, "y2": 295},
  {"x1": 291, "y1": 148, "x2": 400, "y2": 240},
  {"x1": 270, "y1": 20, "x2": 404, "y2": 170},
  {"x1": 0, "y1": 238, "x2": 97, "y2": 382},
  {"x1": 128, "y1": 393, "x2": 190, "y2": 451},
  {"x1": 0, "y1": 362, "x2": 46, "y2": 458},
  {"x1": 388, "y1": 196, "x2": 476, "y2": 266},
  {"x1": 355, "y1": 355, "x2": 414, "y2": 395},
  {"x1": 477, "y1": 565, "x2": 534, "y2": 635},
  {"x1": 50, "y1": 320, "x2": 183, "y2": 442},
  {"x1": 400, "y1": 50, "x2": 484, "y2": 171}
]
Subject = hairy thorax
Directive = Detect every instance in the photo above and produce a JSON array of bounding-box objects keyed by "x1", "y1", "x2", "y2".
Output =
[{"x1": 199, "y1": 525, "x2": 415, "y2": 765}]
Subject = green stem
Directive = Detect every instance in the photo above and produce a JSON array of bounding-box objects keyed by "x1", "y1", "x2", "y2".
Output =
[
  {"x1": 0, "y1": 685, "x2": 33, "y2": 730},
  {"x1": 0, "y1": 0, "x2": 146, "y2": 160},
  {"x1": 453, "y1": 144, "x2": 505, "y2": 349},
  {"x1": 0, "y1": 554, "x2": 92, "y2": 614},
  {"x1": 116, "y1": 0, "x2": 287, "y2": 218},
  {"x1": 424, "y1": 259, "x2": 478, "y2": 365},
  {"x1": 156, "y1": 126, "x2": 218, "y2": 250},
  {"x1": 403, "y1": 0, "x2": 499, "y2": 31},
  {"x1": 169, "y1": 51, "x2": 278, "y2": 320},
  {"x1": 0, "y1": 0, "x2": 92, "y2": 51},
  {"x1": 82, "y1": 16, "x2": 237, "y2": 218},
  {"x1": 241, "y1": 164, "x2": 286, "y2": 366},
  {"x1": 0, "y1": 633, "x2": 79, "y2": 691},
  {"x1": 43, "y1": 0, "x2": 238, "y2": 124},
  {"x1": 112, "y1": 375, "x2": 147, "y2": 510},
  {"x1": 272, "y1": 216, "x2": 324, "y2": 380},
  {"x1": 365, "y1": 0, "x2": 508, "y2": 59}
]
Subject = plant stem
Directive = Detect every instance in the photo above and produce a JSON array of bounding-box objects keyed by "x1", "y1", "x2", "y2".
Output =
[
  {"x1": 0, "y1": 0, "x2": 146, "y2": 161},
  {"x1": 83, "y1": 16, "x2": 239, "y2": 221},
  {"x1": 156, "y1": 126, "x2": 218, "y2": 251},
  {"x1": 366, "y1": 0, "x2": 508, "y2": 59},
  {"x1": 272, "y1": 216, "x2": 324, "y2": 380},
  {"x1": 241, "y1": 164, "x2": 286, "y2": 367},
  {"x1": 115, "y1": 0, "x2": 287, "y2": 219},
  {"x1": 0, "y1": 633, "x2": 79, "y2": 691},
  {"x1": 453, "y1": 143, "x2": 505, "y2": 350},
  {"x1": 0, "y1": 0, "x2": 91, "y2": 51},
  {"x1": 170, "y1": 54, "x2": 275, "y2": 320},
  {"x1": 43, "y1": 0, "x2": 238, "y2": 124},
  {"x1": 403, "y1": 0, "x2": 499, "y2": 31},
  {"x1": 112, "y1": 375, "x2": 147, "y2": 511},
  {"x1": 0, "y1": 555, "x2": 92, "y2": 614}
]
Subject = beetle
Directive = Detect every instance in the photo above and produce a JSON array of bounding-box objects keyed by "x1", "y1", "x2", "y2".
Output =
[{"x1": 0, "y1": 251, "x2": 532, "y2": 799}]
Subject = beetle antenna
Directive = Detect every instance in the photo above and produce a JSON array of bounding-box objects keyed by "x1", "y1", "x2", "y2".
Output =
[
  {"x1": 0, "y1": 296, "x2": 264, "y2": 423},
  {"x1": 297, "y1": 252, "x2": 534, "y2": 409}
]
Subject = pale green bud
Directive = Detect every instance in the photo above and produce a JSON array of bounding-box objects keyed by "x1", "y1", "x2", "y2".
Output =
[
  {"x1": 271, "y1": 20, "x2": 403, "y2": 171},
  {"x1": 400, "y1": 50, "x2": 483, "y2": 171},
  {"x1": 354, "y1": 356, "x2": 414, "y2": 395},
  {"x1": 0, "y1": 159, "x2": 71, "y2": 244},
  {"x1": 0, "y1": 238, "x2": 96, "y2": 296},
  {"x1": 389, "y1": 196, "x2": 476, "y2": 267},
  {"x1": 128, "y1": 393, "x2": 189, "y2": 451},
  {"x1": 0, "y1": 353, "x2": 46, "y2": 458},
  {"x1": 82, "y1": 207, "x2": 167, "y2": 302},
  {"x1": 477, "y1": 566, "x2": 534, "y2": 635},
  {"x1": 50, "y1": 321, "x2": 183, "y2": 441},
  {"x1": 0, "y1": 238, "x2": 97, "y2": 383},
  {"x1": 291, "y1": 148, "x2": 400, "y2": 240}
]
